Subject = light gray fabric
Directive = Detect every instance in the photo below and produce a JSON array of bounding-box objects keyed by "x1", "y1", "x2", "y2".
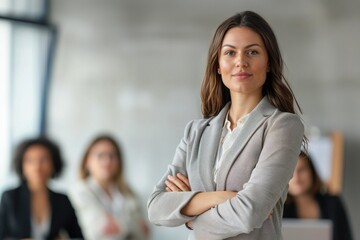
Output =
[
  {"x1": 69, "y1": 178, "x2": 147, "y2": 240},
  {"x1": 147, "y1": 97, "x2": 304, "y2": 240}
]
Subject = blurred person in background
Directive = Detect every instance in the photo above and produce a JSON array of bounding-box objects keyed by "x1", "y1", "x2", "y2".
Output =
[
  {"x1": 147, "y1": 11, "x2": 305, "y2": 239},
  {"x1": 283, "y1": 151, "x2": 353, "y2": 240},
  {"x1": 69, "y1": 134, "x2": 149, "y2": 240},
  {"x1": 0, "y1": 137, "x2": 84, "y2": 239}
]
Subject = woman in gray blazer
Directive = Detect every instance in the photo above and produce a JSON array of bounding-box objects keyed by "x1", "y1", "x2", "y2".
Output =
[{"x1": 147, "y1": 11, "x2": 305, "y2": 240}]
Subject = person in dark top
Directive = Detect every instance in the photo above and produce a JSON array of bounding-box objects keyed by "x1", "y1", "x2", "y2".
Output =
[
  {"x1": 0, "y1": 137, "x2": 84, "y2": 239},
  {"x1": 283, "y1": 151, "x2": 353, "y2": 240}
]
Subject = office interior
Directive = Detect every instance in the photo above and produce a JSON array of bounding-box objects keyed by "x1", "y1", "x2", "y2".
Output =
[{"x1": 0, "y1": 0, "x2": 359, "y2": 239}]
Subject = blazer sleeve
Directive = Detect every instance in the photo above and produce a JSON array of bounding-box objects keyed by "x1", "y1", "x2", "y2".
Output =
[
  {"x1": 327, "y1": 195, "x2": 353, "y2": 240},
  {"x1": 147, "y1": 120, "x2": 201, "y2": 227},
  {"x1": 62, "y1": 195, "x2": 84, "y2": 238},
  {"x1": 69, "y1": 183, "x2": 114, "y2": 240},
  {"x1": 0, "y1": 192, "x2": 10, "y2": 238},
  {"x1": 192, "y1": 113, "x2": 304, "y2": 239}
]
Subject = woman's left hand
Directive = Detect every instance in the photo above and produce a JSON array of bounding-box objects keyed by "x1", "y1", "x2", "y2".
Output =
[{"x1": 165, "y1": 173, "x2": 191, "y2": 192}]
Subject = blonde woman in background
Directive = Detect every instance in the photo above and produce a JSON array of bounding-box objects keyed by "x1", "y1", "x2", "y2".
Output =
[{"x1": 69, "y1": 134, "x2": 149, "y2": 240}]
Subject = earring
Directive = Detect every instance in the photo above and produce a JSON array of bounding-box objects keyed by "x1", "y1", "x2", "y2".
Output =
[{"x1": 217, "y1": 69, "x2": 221, "y2": 74}]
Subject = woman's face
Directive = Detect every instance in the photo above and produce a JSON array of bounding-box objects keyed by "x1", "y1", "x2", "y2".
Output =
[
  {"x1": 218, "y1": 26, "x2": 269, "y2": 98},
  {"x1": 22, "y1": 145, "x2": 54, "y2": 186},
  {"x1": 86, "y1": 140, "x2": 120, "y2": 183},
  {"x1": 288, "y1": 157, "x2": 313, "y2": 196}
]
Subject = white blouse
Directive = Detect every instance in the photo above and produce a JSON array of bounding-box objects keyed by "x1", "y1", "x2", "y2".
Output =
[
  {"x1": 69, "y1": 177, "x2": 147, "y2": 240},
  {"x1": 214, "y1": 112, "x2": 249, "y2": 183},
  {"x1": 31, "y1": 215, "x2": 50, "y2": 240}
]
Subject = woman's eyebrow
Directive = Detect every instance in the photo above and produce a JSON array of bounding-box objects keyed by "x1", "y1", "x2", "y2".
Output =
[{"x1": 221, "y1": 43, "x2": 261, "y2": 49}]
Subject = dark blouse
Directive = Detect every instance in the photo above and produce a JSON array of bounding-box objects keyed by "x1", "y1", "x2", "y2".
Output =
[
  {"x1": 0, "y1": 182, "x2": 84, "y2": 240},
  {"x1": 283, "y1": 193, "x2": 353, "y2": 240}
]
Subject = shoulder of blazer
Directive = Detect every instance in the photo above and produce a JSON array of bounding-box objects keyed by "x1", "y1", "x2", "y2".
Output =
[
  {"x1": 1, "y1": 185, "x2": 21, "y2": 199},
  {"x1": 1, "y1": 182, "x2": 30, "y2": 205},
  {"x1": 0, "y1": 182, "x2": 32, "y2": 237},
  {"x1": 185, "y1": 102, "x2": 231, "y2": 134},
  {"x1": 0, "y1": 186, "x2": 19, "y2": 208}
]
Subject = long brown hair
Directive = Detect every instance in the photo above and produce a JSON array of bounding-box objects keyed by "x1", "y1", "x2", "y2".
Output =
[
  {"x1": 201, "y1": 11, "x2": 302, "y2": 118},
  {"x1": 299, "y1": 151, "x2": 323, "y2": 196},
  {"x1": 79, "y1": 134, "x2": 133, "y2": 196}
]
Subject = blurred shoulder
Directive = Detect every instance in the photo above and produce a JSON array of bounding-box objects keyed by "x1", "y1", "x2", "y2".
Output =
[
  {"x1": 1, "y1": 185, "x2": 21, "y2": 196},
  {"x1": 0, "y1": 186, "x2": 19, "y2": 203},
  {"x1": 318, "y1": 193, "x2": 344, "y2": 206},
  {"x1": 68, "y1": 179, "x2": 93, "y2": 198},
  {"x1": 1, "y1": 184, "x2": 27, "y2": 201}
]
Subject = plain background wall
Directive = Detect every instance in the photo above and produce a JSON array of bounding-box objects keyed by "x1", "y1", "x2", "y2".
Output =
[{"x1": 48, "y1": 1, "x2": 360, "y2": 239}]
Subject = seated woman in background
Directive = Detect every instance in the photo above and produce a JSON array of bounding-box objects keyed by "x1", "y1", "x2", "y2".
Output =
[
  {"x1": 283, "y1": 151, "x2": 353, "y2": 240},
  {"x1": 69, "y1": 134, "x2": 149, "y2": 240},
  {"x1": 0, "y1": 137, "x2": 84, "y2": 239}
]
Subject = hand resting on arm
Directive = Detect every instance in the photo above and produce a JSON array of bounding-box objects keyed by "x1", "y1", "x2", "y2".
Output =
[
  {"x1": 165, "y1": 173, "x2": 273, "y2": 221},
  {"x1": 165, "y1": 173, "x2": 237, "y2": 217}
]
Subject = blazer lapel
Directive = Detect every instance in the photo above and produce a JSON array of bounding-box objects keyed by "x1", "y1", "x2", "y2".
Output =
[
  {"x1": 197, "y1": 102, "x2": 230, "y2": 191},
  {"x1": 216, "y1": 97, "x2": 276, "y2": 190},
  {"x1": 19, "y1": 182, "x2": 32, "y2": 237},
  {"x1": 47, "y1": 189, "x2": 58, "y2": 240}
]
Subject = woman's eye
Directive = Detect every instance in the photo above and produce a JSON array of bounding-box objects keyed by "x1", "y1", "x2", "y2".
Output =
[
  {"x1": 225, "y1": 50, "x2": 235, "y2": 56},
  {"x1": 247, "y1": 50, "x2": 258, "y2": 56}
]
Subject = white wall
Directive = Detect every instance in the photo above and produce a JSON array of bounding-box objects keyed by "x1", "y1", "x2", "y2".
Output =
[{"x1": 49, "y1": 1, "x2": 360, "y2": 239}]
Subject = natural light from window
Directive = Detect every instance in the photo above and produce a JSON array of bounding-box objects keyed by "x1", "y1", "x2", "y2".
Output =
[{"x1": 0, "y1": 20, "x2": 11, "y2": 193}]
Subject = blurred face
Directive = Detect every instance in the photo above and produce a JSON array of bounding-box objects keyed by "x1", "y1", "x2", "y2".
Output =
[
  {"x1": 288, "y1": 157, "x2": 313, "y2": 196},
  {"x1": 23, "y1": 145, "x2": 54, "y2": 186},
  {"x1": 86, "y1": 140, "x2": 120, "y2": 183},
  {"x1": 218, "y1": 27, "x2": 269, "y2": 98}
]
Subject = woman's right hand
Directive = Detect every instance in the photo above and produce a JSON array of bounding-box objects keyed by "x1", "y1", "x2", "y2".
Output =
[
  {"x1": 165, "y1": 173, "x2": 191, "y2": 192},
  {"x1": 103, "y1": 213, "x2": 121, "y2": 236},
  {"x1": 165, "y1": 173, "x2": 237, "y2": 217}
]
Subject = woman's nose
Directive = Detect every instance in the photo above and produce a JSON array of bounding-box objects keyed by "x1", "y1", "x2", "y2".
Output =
[{"x1": 235, "y1": 53, "x2": 248, "y2": 68}]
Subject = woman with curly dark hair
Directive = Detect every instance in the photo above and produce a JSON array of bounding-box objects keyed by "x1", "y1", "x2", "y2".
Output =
[{"x1": 0, "y1": 137, "x2": 83, "y2": 239}]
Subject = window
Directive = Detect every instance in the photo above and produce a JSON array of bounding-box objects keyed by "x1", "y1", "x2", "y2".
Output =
[
  {"x1": 0, "y1": 20, "x2": 12, "y2": 192},
  {"x1": 0, "y1": 0, "x2": 57, "y2": 193}
]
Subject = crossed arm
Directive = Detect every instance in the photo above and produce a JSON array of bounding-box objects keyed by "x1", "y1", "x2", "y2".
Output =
[
  {"x1": 165, "y1": 173, "x2": 273, "y2": 230},
  {"x1": 165, "y1": 173, "x2": 237, "y2": 226}
]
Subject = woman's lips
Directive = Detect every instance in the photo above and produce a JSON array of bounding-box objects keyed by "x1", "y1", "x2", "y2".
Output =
[{"x1": 232, "y1": 72, "x2": 252, "y2": 80}]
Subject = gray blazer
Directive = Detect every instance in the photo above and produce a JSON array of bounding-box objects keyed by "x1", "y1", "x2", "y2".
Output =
[{"x1": 147, "y1": 97, "x2": 304, "y2": 240}]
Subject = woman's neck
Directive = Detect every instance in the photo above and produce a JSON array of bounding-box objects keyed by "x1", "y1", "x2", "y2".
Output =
[
  {"x1": 229, "y1": 93, "x2": 262, "y2": 124},
  {"x1": 294, "y1": 194, "x2": 314, "y2": 205},
  {"x1": 293, "y1": 194, "x2": 320, "y2": 219},
  {"x1": 27, "y1": 181, "x2": 48, "y2": 193},
  {"x1": 96, "y1": 179, "x2": 113, "y2": 197}
]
